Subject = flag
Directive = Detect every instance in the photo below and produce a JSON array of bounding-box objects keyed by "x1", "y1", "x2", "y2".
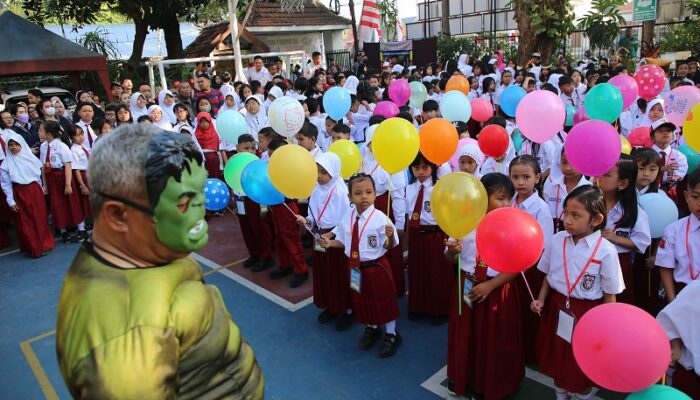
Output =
[{"x1": 359, "y1": 0, "x2": 381, "y2": 46}]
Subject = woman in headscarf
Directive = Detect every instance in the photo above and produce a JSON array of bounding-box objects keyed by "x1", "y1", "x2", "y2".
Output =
[
  {"x1": 342, "y1": 75, "x2": 360, "y2": 95},
  {"x1": 157, "y1": 90, "x2": 177, "y2": 125},
  {"x1": 194, "y1": 112, "x2": 222, "y2": 179},
  {"x1": 148, "y1": 105, "x2": 173, "y2": 131},
  {"x1": 457, "y1": 55, "x2": 473, "y2": 77},
  {"x1": 129, "y1": 92, "x2": 149, "y2": 121}
]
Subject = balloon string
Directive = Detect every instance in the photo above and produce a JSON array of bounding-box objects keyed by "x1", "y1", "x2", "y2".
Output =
[
  {"x1": 458, "y1": 255, "x2": 462, "y2": 316},
  {"x1": 386, "y1": 179, "x2": 392, "y2": 225},
  {"x1": 282, "y1": 202, "x2": 317, "y2": 237},
  {"x1": 662, "y1": 374, "x2": 666, "y2": 386},
  {"x1": 521, "y1": 271, "x2": 541, "y2": 316}
]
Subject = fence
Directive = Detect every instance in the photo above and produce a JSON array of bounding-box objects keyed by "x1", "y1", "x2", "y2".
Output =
[{"x1": 326, "y1": 49, "x2": 352, "y2": 72}]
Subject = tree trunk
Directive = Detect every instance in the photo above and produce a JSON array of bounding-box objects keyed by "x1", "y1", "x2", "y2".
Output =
[
  {"x1": 348, "y1": 0, "x2": 359, "y2": 55},
  {"x1": 441, "y1": 0, "x2": 450, "y2": 36},
  {"x1": 163, "y1": 14, "x2": 184, "y2": 59},
  {"x1": 642, "y1": 20, "x2": 655, "y2": 47},
  {"x1": 129, "y1": 17, "x2": 148, "y2": 69},
  {"x1": 514, "y1": 0, "x2": 535, "y2": 66}
]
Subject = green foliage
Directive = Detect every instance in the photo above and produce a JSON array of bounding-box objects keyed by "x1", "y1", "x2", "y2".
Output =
[
  {"x1": 377, "y1": 0, "x2": 397, "y2": 42},
  {"x1": 188, "y1": 0, "x2": 248, "y2": 25},
  {"x1": 659, "y1": 0, "x2": 700, "y2": 57},
  {"x1": 437, "y1": 34, "x2": 480, "y2": 60},
  {"x1": 524, "y1": 1, "x2": 575, "y2": 40},
  {"x1": 577, "y1": 0, "x2": 626, "y2": 51},
  {"x1": 76, "y1": 28, "x2": 120, "y2": 59}
]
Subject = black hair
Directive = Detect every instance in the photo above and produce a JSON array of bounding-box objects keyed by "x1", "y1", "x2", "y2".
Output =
[
  {"x1": 250, "y1": 80, "x2": 262, "y2": 94},
  {"x1": 263, "y1": 81, "x2": 275, "y2": 94},
  {"x1": 481, "y1": 173, "x2": 515, "y2": 198},
  {"x1": 408, "y1": 151, "x2": 439, "y2": 184},
  {"x1": 509, "y1": 155, "x2": 542, "y2": 175},
  {"x1": 422, "y1": 99, "x2": 439, "y2": 112},
  {"x1": 453, "y1": 121, "x2": 468, "y2": 135},
  {"x1": 144, "y1": 132, "x2": 204, "y2": 209},
  {"x1": 75, "y1": 101, "x2": 94, "y2": 114},
  {"x1": 368, "y1": 115, "x2": 386, "y2": 126},
  {"x1": 306, "y1": 97, "x2": 319, "y2": 114},
  {"x1": 564, "y1": 185, "x2": 607, "y2": 231},
  {"x1": 481, "y1": 77, "x2": 496, "y2": 94},
  {"x1": 294, "y1": 77, "x2": 308, "y2": 94},
  {"x1": 110, "y1": 82, "x2": 122, "y2": 90},
  {"x1": 137, "y1": 115, "x2": 153, "y2": 123},
  {"x1": 268, "y1": 138, "x2": 287, "y2": 152},
  {"x1": 238, "y1": 133, "x2": 255, "y2": 144},
  {"x1": 28, "y1": 88, "x2": 44, "y2": 98},
  {"x1": 258, "y1": 126, "x2": 281, "y2": 140},
  {"x1": 298, "y1": 121, "x2": 318, "y2": 139},
  {"x1": 541, "y1": 83, "x2": 558, "y2": 95},
  {"x1": 485, "y1": 115, "x2": 506, "y2": 128},
  {"x1": 356, "y1": 81, "x2": 376, "y2": 104},
  {"x1": 253, "y1": 55, "x2": 264, "y2": 61},
  {"x1": 115, "y1": 105, "x2": 133, "y2": 124},
  {"x1": 331, "y1": 123, "x2": 351, "y2": 134},
  {"x1": 609, "y1": 155, "x2": 639, "y2": 229},
  {"x1": 350, "y1": 94, "x2": 358, "y2": 104},
  {"x1": 312, "y1": 51, "x2": 321, "y2": 58},
  {"x1": 44, "y1": 120, "x2": 71, "y2": 148},
  {"x1": 558, "y1": 76, "x2": 573, "y2": 86},
  {"x1": 636, "y1": 98, "x2": 648, "y2": 113},
  {"x1": 138, "y1": 82, "x2": 152, "y2": 91},
  {"x1": 397, "y1": 111, "x2": 413, "y2": 123},
  {"x1": 439, "y1": 77, "x2": 449, "y2": 91},
  {"x1": 238, "y1": 83, "x2": 252, "y2": 100},
  {"x1": 276, "y1": 81, "x2": 288, "y2": 92},
  {"x1": 348, "y1": 172, "x2": 375, "y2": 192},
  {"x1": 631, "y1": 147, "x2": 661, "y2": 193},
  {"x1": 687, "y1": 167, "x2": 700, "y2": 191},
  {"x1": 90, "y1": 118, "x2": 107, "y2": 133},
  {"x1": 105, "y1": 103, "x2": 119, "y2": 113}
]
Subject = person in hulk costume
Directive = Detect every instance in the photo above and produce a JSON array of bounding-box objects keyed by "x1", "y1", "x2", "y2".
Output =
[{"x1": 56, "y1": 124, "x2": 264, "y2": 399}]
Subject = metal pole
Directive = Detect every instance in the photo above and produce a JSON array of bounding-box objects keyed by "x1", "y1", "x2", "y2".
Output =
[
  {"x1": 227, "y1": 0, "x2": 249, "y2": 84},
  {"x1": 158, "y1": 62, "x2": 168, "y2": 91},
  {"x1": 148, "y1": 63, "x2": 156, "y2": 94}
]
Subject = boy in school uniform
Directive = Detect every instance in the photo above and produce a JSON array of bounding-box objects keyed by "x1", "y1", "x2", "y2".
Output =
[
  {"x1": 74, "y1": 102, "x2": 99, "y2": 151},
  {"x1": 294, "y1": 121, "x2": 323, "y2": 159},
  {"x1": 330, "y1": 123, "x2": 351, "y2": 143},
  {"x1": 650, "y1": 120, "x2": 688, "y2": 187}
]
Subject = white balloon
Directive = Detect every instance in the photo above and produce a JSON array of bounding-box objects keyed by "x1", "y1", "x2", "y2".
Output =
[{"x1": 268, "y1": 97, "x2": 305, "y2": 139}]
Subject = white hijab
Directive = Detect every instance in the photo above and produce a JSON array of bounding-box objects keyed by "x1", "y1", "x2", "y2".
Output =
[
  {"x1": 343, "y1": 76, "x2": 359, "y2": 95},
  {"x1": 458, "y1": 54, "x2": 473, "y2": 77},
  {"x1": 220, "y1": 85, "x2": 240, "y2": 111},
  {"x1": 0, "y1": 133, "x2": 42, "y2": 184},
  {"x1": 636, "y1": 98, "x2": 664, "y2": 128},
  {"x1": 130, "y1": 92, "x2": 148, "y2": 120},
  {"x1": 311, "y1": 152, "x2": 349, "y2": 225},
  {"x1": 148, "y1": 105, "x2": 173, "y2": 131},
  {"x1": 157, "y1": 90, "x2": 177, "y2": 124},
  {"x1": 244, "y1": 97, "x2": 269, "y2": 136},
  {"x1": 457, "y1": 143, "x2": 483, "y2": 176}
]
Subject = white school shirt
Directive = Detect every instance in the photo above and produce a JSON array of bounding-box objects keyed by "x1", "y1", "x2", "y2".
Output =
[
  {"x1": 652, "y1": 144, "x2": 688, "y2": 182},
  {"x1": 405, "y1": 180, "x2": 436, "y2": 225},
  {"x1": 656, "y1": 215, "x2": 700, "y2": 285},
  {"x1": 657, "y1": 280, "x2": 700, "y2": 372},
  {"x1": 70, "y1": 144, "x2": 89, "y2": 171},
  {"x1": 332, "y1": 205, "x2": 399, "y2": 261},
  {"x1": 605, "y1": 202, "x2": 651, "y2": 254},
  {"x1": 244, "y1": 67, "x2": 273, "y2": 86},
  {"x1": 350, "y1": 111, "x2": 371, "y2": 143},
  {"x1": 636, "y1": 186, "x2": 668, "y2": 198},
  {"x1": 513, "y1": 192, "x2": 554, "y2": 248},
  {"x1": 309, "y1": 115, "x2": 329, "y2": 151},
  {"x1": 538, "y1": 230, "x2": 625, "y2": 300},
  {"x1": 308, "y1": 181, "x2": 350, "y2": 230},
  {"x1": 494, "y1": 84, "x2": 509, "y2": 106},
  {"x1": 40, "y1": 140, "x2": 72, "y2": 169},
  {"x1": 362, "y1": 155, "x2": 407, "y2": 228},
  {"x1": 467, "y1": 90, "x2": 479, "y2": 101},
  {"x1": 518, "y1": 139, "x2": 557, "y2": 173},
  {"x1": 542, "y1": 175, "x2": 590, "y2": 222},
  {"x1": 560, "y1": 91, "x2": 583, "y2": 109},
  {"x1": 75, "y1": 120, "x2": 98, "y2": 151},
  {"x1": 480, "y1": 138, "x2": 516, "y2": 176},
  {"x1": 451, "y1": 231, "x2": 499, "y2": 278},
  {"x1": 309, "y1": 146, "x2": 323, "y2": 160},
  {"x1": 437, "y1": 162, "x2": 452, "y2": 178}
]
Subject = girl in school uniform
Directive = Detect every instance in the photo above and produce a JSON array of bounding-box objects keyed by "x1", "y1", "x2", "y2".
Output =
[
  {"x1": 480, "y1": 77, "x2": 497, "y2": 111},
  {"x1": 445, "y1": 173, "x2": 524, "y2": 399},
  {"x1": 148, "y1": 105, "x2": 173, "y2": 131},
  {"x1": 194, "y1": 112, "x2": 222, "y2": 180},
  {"x1": 0, "y1": 133, "x2": 55, "y2": 257},
  {"x1": 319, "y1": 173, "x2": 402, "y2": 358},
  {"x1": 70, "y1": 125, "x2": 92, "y2": 237},
  {"x1": 531, "y1": 185, "x2": 625, "y2": 400},
  {"x1": 129, "y1": 92, "x2": 148, "y2": 121},
  {"x1": 597, "y1": 155, "x2": 652, "y2": 305},
  {"x1": 406, "y1": 152, "x2": 454, "y2": 324},
  {"x1": 244, "y1": 96, "x2": 269, "y2": 141},
  {"x1": 456, "y1": 144, "x2": 482, "y2": 177},
  {"x1": 518, "y1": 137, "x2": 558, "y2": 181},
  {"x1": 543, "y1": 149, "x2": 590, "y2": 233},
  {"x1": 297, "y1": 153, "x2": 354, "y2": 330}
]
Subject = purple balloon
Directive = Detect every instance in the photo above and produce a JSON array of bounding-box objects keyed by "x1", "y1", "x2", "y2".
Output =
[
  {"x1": 374, "y1": 101, "x2": 400, "y2": 118},
  {"x1": 388, "y1": 79, "x2": 411, "y2": 106},
  {"x1": 564, "y1": 120, "x2": 622, "y2": 177},
  {"x1": 573, "y1": 107, "x2": 589, "y2": 125},
  {"x1": 609, "y1": 74, "x2": 639, "y2": 111}
]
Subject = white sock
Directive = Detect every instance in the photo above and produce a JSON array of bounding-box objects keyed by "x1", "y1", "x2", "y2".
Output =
[
  {"x1": 555, "y1": 387, "x2": 569, "y2": 400},
  {"x1": 77, "y1": 221, "x2": 86, "y2": 231},
  {"x1": 346, "y1": 308, "x2": 353, "y2": 315},
  {"x1": 368, "y1": 324, "x2": 377, "y2": 329},
  {"x1": 575, "y1": 392, "x2": 594, "y2": 400},
  {"x1": 384, "y1": 320, "x2": 396, "y2": 335},
  {"x1": 60, "y1": 228, "x2": 66, "y2": 234}
]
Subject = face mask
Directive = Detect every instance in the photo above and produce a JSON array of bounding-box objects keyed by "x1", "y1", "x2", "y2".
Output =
[
  {"x1": 17, "y1": 114, "x2": 29, "y2": 124},
  {"x1": 200, "y1": 105, "x2": 211, "y2": 113},
  {"x1": 45, "y1": 107, "x2": 56, "y2": 116}
]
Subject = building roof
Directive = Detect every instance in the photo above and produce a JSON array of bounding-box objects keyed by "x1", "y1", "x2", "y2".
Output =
[
  {"x1": 184, "y1": 22, "x2": 270, "y2": 58},
  {"x1": 247, "y1": 0, "x2": 351, "y2": 30}
]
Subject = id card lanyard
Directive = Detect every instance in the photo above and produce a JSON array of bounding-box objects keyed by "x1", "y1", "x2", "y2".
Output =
[
  {"x1": 562, "y1": 235, "x2": 603, "y2": 309},
  {"x1": 350, "y1": 208, "x2": 377, "y2": 258},
  {"x1": 687, "y1": 218, "x2": 698, "y2": 281}
]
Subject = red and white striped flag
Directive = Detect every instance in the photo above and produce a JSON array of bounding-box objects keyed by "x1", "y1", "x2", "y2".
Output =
[{"x1": 359, "y1": 0, "x2": 381, "y2": 45}]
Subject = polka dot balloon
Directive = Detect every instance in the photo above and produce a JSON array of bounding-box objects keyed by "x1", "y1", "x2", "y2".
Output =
[
  {"x1": 203, "y1": 178, "x2": 230, "y2": 212},
  {"x1": 634, "y1": 64, "x2": 666, "y2": 100}
]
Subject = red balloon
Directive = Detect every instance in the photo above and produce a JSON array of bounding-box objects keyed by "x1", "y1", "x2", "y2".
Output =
[
  {"x1": 470, "y1": 98, "x2": 494, "y2": 122},
  {"x1": 477, "y1": 124, "x2": 510, "y2": 158},
  {"x1": 475, "y1": 208, "x2": 544, "y2": 273},
  {"x1": 634, "y1": 64, "x2": 667, "y2": 101},
  {"x1": 628, "y1": 126, "x2": 653, "y2": 147}
]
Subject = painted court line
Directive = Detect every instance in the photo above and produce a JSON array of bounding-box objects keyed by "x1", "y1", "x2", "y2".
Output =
[
  {"x1": 191, "y1": 252, "x2": 314, "y2": 312},
  {"x1": 19, "y1": 330, "x2": 59, "y2": 400},
  {"x1": 0, "y1": 249, "x2": 20, "y2": 258}
]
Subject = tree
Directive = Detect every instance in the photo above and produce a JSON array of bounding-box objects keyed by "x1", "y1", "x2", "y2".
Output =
[
  {"x1": 441, "y1": 0, "x2": 450, "y2": 37},
  {"x1": 377, "y1": 0, "x2": 398, "y2": 41},
  {"x1": 577, "y1": 0, "x2": 626, "y2": 53},
  {"x1": 512, "y1": 0, "x2": 574, "y2": 66},
  {"x1": 659, "y1": 0, "x2": 700, "y2": 57}
]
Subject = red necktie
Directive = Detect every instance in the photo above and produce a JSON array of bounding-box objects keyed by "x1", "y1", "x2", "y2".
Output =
[
  {"x1": 86, "y1": 124, "x2": 94, "y2": 147},
  {"x1": 409, "y1": 185, "x2": 424, "y2": 229},
  {"x1": 349, "y1": 216, "x2": 360, "y2": 268},
  {"x1": 658, "y1": 151, "x2": 666, "y2": 184},
  {"x1": 475, "y1": 256, "x2": 488, "y2": 282},
  {"x1": 81, "y1": 145, "x2": 90, "y2": 159},
  {"x1": 45, "y1": 143, "x2": 51, "y2": 168}
]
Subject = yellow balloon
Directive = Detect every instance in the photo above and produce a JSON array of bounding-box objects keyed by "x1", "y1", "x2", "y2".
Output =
[
  {"x1": 431, "y1": 172, "x2": 488, "y2": 239},
  {"x1": 620, "y1": 135, "x2": 632, "y2": 155},
  {"x1": 327, "y1": 139, "x2": 361, "y2": 179},
  {"x1": 268, "y1": 144, "x2": 318, "y2": 199},
  {"x1": 685, "y1": 103, "x2": 700, "y2": 153},
  {"x1": 372, "y1": 118, "x2": 420, "y2": 174}
]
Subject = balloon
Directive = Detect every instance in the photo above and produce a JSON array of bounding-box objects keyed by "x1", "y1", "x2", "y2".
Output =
[
  {"x1": 372, "y1": 118, "x2": 420, "y2": 174},
  {"x1": 475, "y1": 208, "x2": 544, "y2": 273},
  {"x1": 626, "y1": 385, "x2": 692, "y2": 400},
  {"x1": 639, "y1": 193, "x2": 679, "y2": 238},
  {"x1": 564, "y1": 105, "x2": 576, "y2": 127},
  {"x1": 512, "y1": 129, "x2": 524, "y2": 152},
  {"x1": 585, "y1": 83, "x2": 624, "y2": 123},
  {"x1": 323, "y1": 86, "x2": 351, "y2": 121},
  {"x1": 203, "y1": 178, "x2": 230, "y2": 211},
  {"x1": 268, "y1": 144, "x2": 317, "y2": 199},
  {"x1": 215, "y1": 110, "x2": 249, "y2": 143},
  {"x1": 686, "y1": 103, "x2": 700, "y2": 152},
  {"x1": 374, "y1": 101, "x2": 400, "y2": 118},
  {"x1": 419, "y1": 118, "x2": 458, "y2": 165},
  {"x1": 409, "y1": 81, "x2": 428, "y2": 108},
  {"x1": 431, "y1": 172, "x2": 488, "y2": 238},
  {"x1": 328, "y1": 139, "x2": 361, "y2": 179},
  {"x1": 223, "y1": 152, "x2": 259, "y2": 193},
  {"x1": 516, "y1": 90, "x2": 566, "y2": 144},
  {"x1": 573, "y1": 303, "x2": 671, "y2": 393},
  {"x1": 446, "y1": 75, "x2": 470, "y2": 95},
  {"x1": 449, "y1": 137, "x2": 479, "y2": 170},
  {"x1": 609, "y1": 74, "x2": 640, "y2": 110},
  {"x1": 268, "y1": 97, "x2": 305, "y2": 139},
  {"x1": 241, "y1": 160, "x2": 284, "y2": 205},
  {"x1": 677, "y1": 145, "x2": 699, "y2": 173},
  {"x1": 478, "y1": 124, "x2": 509, "y2": 158},
  {"x1": 500, "y1": 85, "x2": 526, "y2": 117},
  {"x1": 620, "y1": 135, "x2": 632, "y2": 155},
  {"x1": 573, "y1": 107, "x2": 590, "y2": 125},
  {"x1": 388, "y1": 79, "x2": 411, "y2": 106},
  {"x1": 634, "y1": 64, "x2": 667, "y2": 100},
  {"x1": 628, "y1": 126, "x2": 653, "y2": 147},
  {"x1": 564, "y1": 120, "x2": 621, "y2": 177},
  {"x1": 439, "y1": 90, "x2": 472, "y2": 123},
  {"x1": 471, "y1": 98, "x2": 494, "y2": 122},
  {"x1": 663, "y1": 85, "x2": 700, "y2": 126}
]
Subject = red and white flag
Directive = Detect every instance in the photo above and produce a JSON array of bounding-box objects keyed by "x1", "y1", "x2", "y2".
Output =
[{"x1": 359, "y1": 0, "x2": 381, "y2": 45}]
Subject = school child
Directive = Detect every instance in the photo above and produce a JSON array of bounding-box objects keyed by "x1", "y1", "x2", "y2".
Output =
[
  {"x1": 480, "y1": 116, "x2": 516, "y2": 175},
  {"x1": 0, "y1": 133, "x2": 55, "y2": 257},
  {"x1": 69, "y1": 125, "x2": 92, "y2": 232},
  {"x1": 518, "y1": 137, "x2": 557, "y2": 181},
  {"x1": 306, "y1": 98, "x2": 329, "y2": 151},
  {"x1": 446, "y1": 173, "x2": 523, "y2": 399},
  {"x1": 650, "y1": 120, "x2": 688, "y2": 187},
  {"x1": 558, "y1": 76, "x2": 583, "y2": 109},
  {"x1": 296, "y1": 152, "x2": 354, "y2": 330},
  {"x1": 257, "y1": 127, "x2": 282, "y2": 160},
  {"x1": 467, "y1": 76, "x2": 479, "y2": 101},
  {"x1": 244, "y1": 96, "x2": 269, "y2": 140},
  {"x1": 494, "y1": 69, "x2": 512, "y2": 111},
  {"x1": 531, "y1": 185, "x2": 624, "y2": 400},
  {"x1": 193, "y1": 112, "x2": 222, "y2": 180},
  {"x1": 480, "y1": 77, "x2": 497, "y2": 111},
  {"x1": 90, "y1": 118, "x2": 112, "y2": 139},
  {"x1": 330, "y1": 123, "x2": 351, "y2": 143},
  {"x1": 348, "y1": 94, "x2": 371, "y2": 143},
  {"x1": 319, "y1": 173, "x2": 402, "y2": 357},
  {"x1": 40, "y1": 121, "x2": 85, "y2": 243},
  {"x1": 456, "y1": 144, "x2": 482, "y2": 177},
  {"x1": 454, "y1": 121, "x2": 470, "y2": 139},
  {"x1": 657, "y1": 168, "x2": 700, "y2": 301},
  {"x1": 74, "y1": 102, "x2": 98, "y2": 151},
  {"x1": 418, "y1": 100, "x2": 439, "y2": 125},
  {"x1": 636, "y1": 98, "x2": 664, "y2": 129},
  {"x1": 149, "y1": 105, "x2": 173, "y2": 131},
  {"x1": 266, "y1": 139, "x2": 309, "y2": 288},
  {"x1": 294, "y1": 121, "x2": 322, "y2": 159},
  {"x1": 544, "y1": 149, "x2": 590, "y2": 232}
]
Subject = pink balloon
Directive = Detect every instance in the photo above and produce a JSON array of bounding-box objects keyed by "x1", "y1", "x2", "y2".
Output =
[
  {"x1": 663, "y1": 85, "x2": 700, "y2": 126},
  {"x1": 609, "y1": 74, "x2": 639, "y2": 110},
  {"x1": 470, "y1": 98, "x2": 494, "y2": 122},
  {"x1": 628, "y1": 126, "x2": 653, "y2": 147},
  {"x1": 515, "y1": 90, "x2": 566, "y2": 144},
  {"x1": 449, "y1": 137, "x2": 479, "y2": 170},
  {"x1": 373, "y1": 101, "x2": 400, "y2": 118},
  {"x1": 564, "y1": 120, "x2": 621, "y2": 177},
  {"x1": 573, "y1": 303, "x2": 670, "y2": 393},
  {"x1": 573, "y1": 107, "x2": 589, "y2": 125},
  {"x1": 634, "y1": 64, "x2": 667, "y2": 100},
  {"x1": 388, "y1": 79, "x2": 411, "y2": 106}
]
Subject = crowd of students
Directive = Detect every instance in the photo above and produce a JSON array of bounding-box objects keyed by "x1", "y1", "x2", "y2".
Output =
[{"x1": 1, "y1": 50, "x2": 699, "y2": 400}]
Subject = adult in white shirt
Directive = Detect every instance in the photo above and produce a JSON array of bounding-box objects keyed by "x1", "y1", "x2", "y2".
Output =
[
  {"x1": 244, "y1": 56, "x2": 274, "y2": 86},
  {"x1": 304, "y1": 52, "x2": 326, "y2": 79}
]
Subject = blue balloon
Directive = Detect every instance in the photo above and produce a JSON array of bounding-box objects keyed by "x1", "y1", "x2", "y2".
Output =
[
  {"x1": 215, "y1": 110, "x2": 249, "y2": 143},
  {"x1": 565, "y1": 105, "x2": 577, "y2": 127},
  {"x1": 203, "y1": 178, "x2": 231, "y2": 211},
  {"x1": 639, "y1": 193, "x2": 679, "y2": 238},
  {"x1": 500, "y1": 85, "x2": 526, "y2": 117},
  {"x1": 626, "y1": 384, "x2": 691, "y2": 400},
  {"x1": 323, "y1": 86, "x2": 352, "y2": 121},
  {"x1": 439, "y1": 90, "x2": 472, "y2": 122},
  {"x1": 240, "y1": 160, "x2": 285, "y2": 206}
]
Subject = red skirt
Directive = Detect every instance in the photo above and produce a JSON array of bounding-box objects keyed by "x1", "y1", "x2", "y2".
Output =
[
  {"x1": 203, "y1": 152, "x2": 222, "y2": 180},
  {"x1": 46, "y1": 168, "x2": 83, "y2": 229},
  {"x1": 407, "y1": 227, "x2": 454, "y2": 315},
  {"x1": 0, "y1": 188, "x2": 11, "y2": 248},
  {"x1": 12, "y1": 182, "x2": 55, "y2": 257},
  {"x1": 617, "y1": 252, "x2": 634, "y2": 304},
  {"x1": 447, "y1": 276, "x2": 524, "y2": 399},
  {"x1": 74, "y1": 170, "x2": 92, "y2": 219},
  {"x1": 270, "y1": 202, "x2": 307, "y2": 275},
  {"x1": 352, "y1": 256, "x2": 400, "y2": 325},
  {"x1": 633, "y1": 241, "x2": 663, "y2": 315},
  {"x1": 238, "y1": 197, "x2": 274, "y2": 259},
  {"x1": 536, "y1": 291, "x2": 601, "y2": 393},
  {"x1": 312, "y1": 246, "x2": 351, "y2": 314},
  {"x1": 521, "y1": 265, "x2": 545, "y2": 364},
  {"x1": 374, "y1": 192, "x2": 406, "y2": 296},
  {"x1": 673, "y1": 365, "x2": 700, "y2": 399}
]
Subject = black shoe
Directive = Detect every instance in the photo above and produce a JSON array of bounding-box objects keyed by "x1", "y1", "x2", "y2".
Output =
[
  {"x1": 446, "y1": 380, "x2": 456, "y2": 396},
  {"x1": 408, "y1": 312, "x2": 421, "y2": 321},
  {"x1": 269, "y1": 268, "x2": 293, "y2": 280},
  {"x1": 305, "y1": 255, "x2": 314, "y2": 266},
  {"x1": 243, "y1": 256, "x2": 259, "y2": 268},
  {"x1": 317, "y1": 309, "x2": 336, "y2": 324},
  {"x1": 73, "y1": 230, "x2": 88, "y2": 243},
  {"x1": 358, "y1": 326, "x2": 382, "y2": 350},
  {"x1": 377, "y1": 332, "x2": 402, "y2": 358},
  {"x1": 61, "y1": 232, "x2": 71, "y2": 243},
  {"x1": 289, "y1": 272, "x2": 309, "y2": 288},
  {"x1": 431, "y1": 315, "x2": 448, "y2": 326},
  {"x1": 335, "y1": 312, "x2": 355, "y2": 331},
  {"x1": 251, "y1": 258, "x2": 275, "y2": 273}
]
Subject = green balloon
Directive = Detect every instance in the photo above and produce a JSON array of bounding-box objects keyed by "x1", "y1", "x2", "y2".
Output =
[
  {"x1": 584, "y1": 83, "x2": 623, "y2": 124},
  {"x1": 409, "y1": 81, "x2": 428, "y2": 108},
  {"x1": 626, "y1": 385, "x2": 691, "y2": 400},
  {"x1": 223, "y1": 152, "x2": 259, "y2": 194},
  {"x1": 512, "y1": 129, "x2": 524, "y2": 152},
  {"x1": 565, "y1": 105, "x2": 576, "y2": 127},
  {"x1": 678, "y1": 145, "x2": 700, "y2": 173}
]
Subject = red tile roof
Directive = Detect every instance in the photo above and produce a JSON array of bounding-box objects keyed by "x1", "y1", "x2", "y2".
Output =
[{"x1": 248, "y1": 0, "x2": 351, "y2": 27}]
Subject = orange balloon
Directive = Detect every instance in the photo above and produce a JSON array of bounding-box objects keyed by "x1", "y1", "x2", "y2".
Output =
[
  {"x1": 419, "y1": 118, "x2": 459, "y2": 165},
  {"x1": 446, "y1": 75, "x2": 470, "y2": 95}
]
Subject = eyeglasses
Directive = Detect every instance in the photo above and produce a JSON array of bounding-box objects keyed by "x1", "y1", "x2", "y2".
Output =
[{"x1": 98, "y1": 192, "x2": 155, "y2": 217}]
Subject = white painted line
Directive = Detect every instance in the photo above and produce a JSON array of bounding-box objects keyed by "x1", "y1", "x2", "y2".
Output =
[
  {"x1": 192, "y1": 252, "x2": 314, "y2": 312},
  {"x1": 0, "y1": 249, "x2": 20, "y2": 258}
]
